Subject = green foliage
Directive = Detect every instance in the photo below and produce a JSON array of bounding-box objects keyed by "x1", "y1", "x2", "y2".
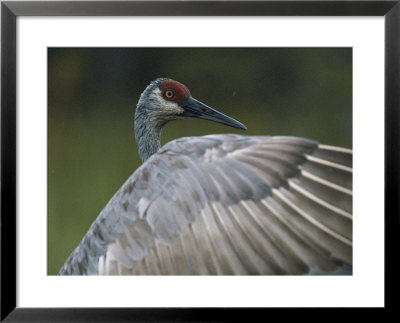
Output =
[{"x1": 48, "y1": 48, "x2": 352, "y2": 275}]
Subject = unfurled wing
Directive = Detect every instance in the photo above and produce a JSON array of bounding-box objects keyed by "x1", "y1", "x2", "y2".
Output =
[{"x1": 59, "y1": 134, "x2": 352, "y2": 275}]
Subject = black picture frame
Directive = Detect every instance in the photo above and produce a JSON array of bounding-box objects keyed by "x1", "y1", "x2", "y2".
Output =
[{"x1": 1, "y1": 0, "x2": 399, "y2": 321}]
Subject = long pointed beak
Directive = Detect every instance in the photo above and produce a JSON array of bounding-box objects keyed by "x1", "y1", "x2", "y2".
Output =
[{"x1": 181, "y1": 96, "x2": 247, "y2": 130}]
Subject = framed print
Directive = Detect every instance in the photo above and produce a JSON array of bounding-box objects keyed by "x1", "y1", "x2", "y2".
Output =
[{"x1": 1, "y1": 0, "x2": 399, "y2": 321}]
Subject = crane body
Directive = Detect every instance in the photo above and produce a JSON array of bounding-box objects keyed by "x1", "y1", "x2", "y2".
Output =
[{"x1": 59, "y1": 78, "x2": 352, "y2": 275}]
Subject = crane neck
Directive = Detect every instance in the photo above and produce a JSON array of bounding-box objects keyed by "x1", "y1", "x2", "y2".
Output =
[{"x1": 134, "y1": 106, "x2": 163, "y2": 163}]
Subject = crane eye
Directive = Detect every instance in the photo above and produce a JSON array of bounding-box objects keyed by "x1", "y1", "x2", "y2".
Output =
[{"x1": 164, "y1": 90, "x2": 175, "y2": 99}]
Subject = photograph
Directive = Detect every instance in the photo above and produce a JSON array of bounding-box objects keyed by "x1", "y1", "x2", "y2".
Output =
[
  {"x1": 48, "y1": 47, "x2": 352, "y2": 276},
  {"x1": 2, "y1": 0, "x2": 396, "y2": 319}
]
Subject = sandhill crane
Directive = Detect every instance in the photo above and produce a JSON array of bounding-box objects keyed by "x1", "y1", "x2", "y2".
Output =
[{"x1": 59, "y1": 78, "x2": 352, "y2": 275}]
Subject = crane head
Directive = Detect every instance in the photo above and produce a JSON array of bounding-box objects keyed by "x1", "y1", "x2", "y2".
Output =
[{"x1": 138, "y1": 78, "x2": 247, "y2": 130}]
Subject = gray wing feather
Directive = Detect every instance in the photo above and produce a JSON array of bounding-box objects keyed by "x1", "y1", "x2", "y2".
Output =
[{"x1": 59, "y1": 134, "x2": 352, "y2": 275}]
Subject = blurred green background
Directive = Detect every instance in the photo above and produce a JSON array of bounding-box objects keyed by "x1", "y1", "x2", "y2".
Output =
[{"x1": 48, "y1": 48, "x2": 352, "y2": 275}]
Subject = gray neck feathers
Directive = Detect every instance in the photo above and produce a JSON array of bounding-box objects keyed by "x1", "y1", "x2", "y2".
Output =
[
  {"x1": 134, "y1": 107, "x2": 163, "y2": 162},
  {"x1": 134, "y1": 79, "x2": 168, "y2": 162}
]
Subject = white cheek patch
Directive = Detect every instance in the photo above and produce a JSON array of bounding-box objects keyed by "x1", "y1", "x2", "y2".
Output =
[{"x1": 163, "y1": 101, "x2": 184, "y2": 115}]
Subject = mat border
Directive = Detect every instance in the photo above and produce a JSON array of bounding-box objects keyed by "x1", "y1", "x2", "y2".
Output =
[{"x1": 1, "y1": 1, "x2": 399, "y2": 321}]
